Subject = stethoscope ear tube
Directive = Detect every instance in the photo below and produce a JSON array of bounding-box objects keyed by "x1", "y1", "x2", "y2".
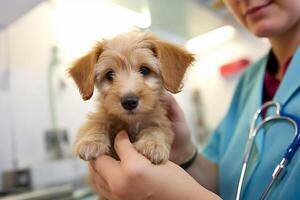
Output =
[
  {"x1": 284, "y1": 133, "x2": 300, "y2": 162},
  {"x1": 281, "y1": 112, "x2": 300, "y2": 162}
]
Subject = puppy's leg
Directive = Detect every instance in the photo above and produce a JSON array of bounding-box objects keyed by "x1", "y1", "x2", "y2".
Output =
[
  {"x1": 74, "y1": 122, "x2": 111, "y2": 161},
  {"x1": 134, "y1": 127, "x2": 173, "y2": 164}
]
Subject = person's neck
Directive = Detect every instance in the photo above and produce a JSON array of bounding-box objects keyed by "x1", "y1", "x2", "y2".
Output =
[{"x1": 269, "y1": 20, "x2": 300, "y2": 80}]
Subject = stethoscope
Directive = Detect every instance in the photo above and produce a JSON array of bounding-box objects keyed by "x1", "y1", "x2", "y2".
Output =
[{"x1": 235, "y1": 101, "x2": 300, "y2": 200}]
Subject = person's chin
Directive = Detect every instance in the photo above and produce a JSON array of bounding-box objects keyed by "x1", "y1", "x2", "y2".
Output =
[{"x1": 249, "y1": 22, "x2": 282, "y2": 38}]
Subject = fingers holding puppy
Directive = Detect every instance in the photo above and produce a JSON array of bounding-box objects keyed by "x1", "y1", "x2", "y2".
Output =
[
  {"x1": 91, "y1": 131, "x2": 152, "y2": 199},
  {"x1": 88, "y1": 162, "x2": 117, "y2": 200}
]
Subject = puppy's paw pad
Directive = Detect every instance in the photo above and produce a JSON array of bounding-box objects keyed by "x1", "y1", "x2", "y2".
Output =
[
  {"x1": 134, "y1": 140, "x2": 169, "y2": 164},
  {"x1": 75, "y1": 140, "x2": 110, "y2": 161}
]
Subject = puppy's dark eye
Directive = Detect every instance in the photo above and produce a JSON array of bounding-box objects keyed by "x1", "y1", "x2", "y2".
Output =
[
  {"x1": 105, "y1": 70, "x2": 115, "y2": 81},
  {"x1": 139, "y1": 66, "x2": 151, "y2": 76}
]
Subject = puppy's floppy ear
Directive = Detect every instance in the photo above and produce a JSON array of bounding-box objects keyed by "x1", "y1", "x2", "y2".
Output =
[
  {"x1": 68, "y1": 43, "x2": 103, "y2": 100},
  {"x1": 146, "y1": 36, "x2": 195, "y2": 93}
]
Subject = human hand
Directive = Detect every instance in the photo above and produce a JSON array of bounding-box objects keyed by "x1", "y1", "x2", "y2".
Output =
[
  {"x1": 161, "y1": 93, "x2": 195, "y2": 164},
  {"x1": 89, "y1": 131, "x2": 219, "y2": 200}
]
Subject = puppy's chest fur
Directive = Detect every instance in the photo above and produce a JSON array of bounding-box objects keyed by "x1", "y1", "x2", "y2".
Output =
[
  {"x1": 101, "y1": 104, "x2": 169, "y2": 159},
  {"x1": 108, "y1": 119, "x2": 142, "y2": 142}
]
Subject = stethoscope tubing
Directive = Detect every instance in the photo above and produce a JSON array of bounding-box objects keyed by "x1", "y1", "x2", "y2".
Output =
[{"x1": 235, "y1": 101, "x2": 299, "y2": 200}]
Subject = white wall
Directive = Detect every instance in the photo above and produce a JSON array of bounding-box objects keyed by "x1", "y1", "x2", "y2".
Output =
[
  {"x1": 0, "y1": 3, "x2": 94, "y2": 190},
  {"x1": 1, "y1": 1, "x2": 97, "y2": 172},
  {"x1": 0, "y1": 32, "x2": 5, "y2": 67},
  {"x1": 6, "y1": 3, "x2": 53, "y2": 168},
  {"x1": 4, "y1": 1, "x2": 91, "y2": 168},
  {"x1": 0, "y1": 31, "x2": 14, "y2": 190}
]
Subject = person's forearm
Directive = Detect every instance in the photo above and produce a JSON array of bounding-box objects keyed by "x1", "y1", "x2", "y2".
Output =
[
  {"x1": 155, "y1": 162, "x2": 221, "y2": 200},
  {"x1": 158, "y1": 176, "x2": 221, "y2": 200},
  {"x1": 186, "y1": 154, "x2": 219, "y2": 194}
]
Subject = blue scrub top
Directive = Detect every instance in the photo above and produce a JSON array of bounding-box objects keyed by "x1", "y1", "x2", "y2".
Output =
[{"x1": 203, "y1": 47, "x2": 300, "y2": 200}]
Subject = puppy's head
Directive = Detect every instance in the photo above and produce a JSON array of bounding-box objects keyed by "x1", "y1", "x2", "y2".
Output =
[{"x1": 69, "y1": 32, "x2": 194, "y2": 120}]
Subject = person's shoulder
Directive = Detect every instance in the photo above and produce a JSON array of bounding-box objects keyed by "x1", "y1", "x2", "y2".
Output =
[
  {"x1": 239, "y1": 54, "x2": 268, "y2": 85},
  {"x1": 230, "y1": 53, "x2": 269, "y2": 111}
]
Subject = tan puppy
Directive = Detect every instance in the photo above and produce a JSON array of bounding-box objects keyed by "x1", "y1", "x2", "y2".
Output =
[{"x1": 69, "y1": 31, "x2": 194, "y2": 164}]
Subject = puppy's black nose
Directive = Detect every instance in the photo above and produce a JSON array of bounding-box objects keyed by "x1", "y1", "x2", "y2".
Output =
[{"x1": 121, "y1": 95, "x2": 139, "y2": 111}]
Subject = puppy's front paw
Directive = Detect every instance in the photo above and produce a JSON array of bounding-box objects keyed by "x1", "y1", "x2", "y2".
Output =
[
  {"x1": 134, "y1": 139, "x2": 170, "y2": 164},
  {"x1": 75, "y1": 135, "x2": 110, "y2": 161}
]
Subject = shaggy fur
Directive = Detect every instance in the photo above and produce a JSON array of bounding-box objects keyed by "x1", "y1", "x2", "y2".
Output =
[{"x1": 69, "y1": 31, "x2": 194, "y2": 164}]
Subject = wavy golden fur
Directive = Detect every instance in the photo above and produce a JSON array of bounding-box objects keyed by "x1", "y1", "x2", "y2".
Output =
[{"x1": 69, "y1": 31, "x2": 194, "y2": 164}]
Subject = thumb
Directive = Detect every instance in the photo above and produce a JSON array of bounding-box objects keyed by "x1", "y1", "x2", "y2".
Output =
[{"x1": 114, "y1": 131, "x2": 140, "y2": 162}]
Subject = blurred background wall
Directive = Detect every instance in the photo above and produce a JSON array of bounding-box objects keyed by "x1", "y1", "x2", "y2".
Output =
[{"x1": 0, "y1": 0, "x2": 270, "y2": 197}]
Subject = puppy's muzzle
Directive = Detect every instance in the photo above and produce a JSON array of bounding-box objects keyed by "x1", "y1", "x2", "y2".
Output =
[{"x1": 121, "y1": 95, "x2": 139, "y2": 111}]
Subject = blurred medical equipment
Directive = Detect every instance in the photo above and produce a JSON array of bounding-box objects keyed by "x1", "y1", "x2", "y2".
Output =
[{"x1": 235, "y1": 101, "x2": 300, "y2": 200}]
